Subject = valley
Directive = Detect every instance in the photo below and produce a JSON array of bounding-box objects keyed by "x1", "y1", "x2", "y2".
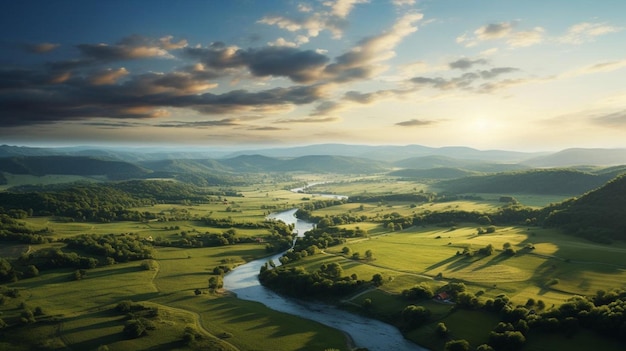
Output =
[{"x1": 0, "y1": 145, "x2": 626, "y2": 350}]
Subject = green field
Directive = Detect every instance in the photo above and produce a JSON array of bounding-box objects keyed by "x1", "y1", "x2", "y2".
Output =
[{"x1": 2, "y1": 175, "x2": 626, "y2": 350}]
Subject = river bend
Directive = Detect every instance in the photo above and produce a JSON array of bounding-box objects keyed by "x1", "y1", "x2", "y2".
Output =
[{"x1": 223, "y1": 208, "x2": 425, "y2": 351}]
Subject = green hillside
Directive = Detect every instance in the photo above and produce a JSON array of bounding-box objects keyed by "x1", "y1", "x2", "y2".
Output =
[
  {"x1": 437, "y1": 168, "x2": 611, "y2": 195},
  {"x1": 544, "y1": 174, "x2": 626, "y2": 241},
  {"x1": 0, "y1": 156, "x2": 150, "y2": 180},
  {"x1": 389, "y1": 167, "x2": 479, "y2": 179},
  {"x1": 280, "y1": 155, "x2": 389, "y2": 173}
]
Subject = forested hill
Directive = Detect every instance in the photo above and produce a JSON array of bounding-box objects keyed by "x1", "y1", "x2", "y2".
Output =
[
  {"x1": 0, "y1": 156, "x2": 150, "y2": 180},
  {"x1": 436, "y1": 169, "x2": 613, "y2": 195},
  {"x1": 0, "y1": 180, "x2": 228, "y2": 222},
  {"x1": 544, "y1": 174, "x2": 626, "y2": 242}
]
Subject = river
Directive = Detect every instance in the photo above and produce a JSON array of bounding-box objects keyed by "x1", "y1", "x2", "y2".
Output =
[{"x1": 223, "y1": 208, "x2": 426, "y2": 351}]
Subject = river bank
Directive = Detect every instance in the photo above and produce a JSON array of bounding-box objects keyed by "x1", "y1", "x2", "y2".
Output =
[{"x1": 223, "y1": 208, "x2": 425, "y2": 351}]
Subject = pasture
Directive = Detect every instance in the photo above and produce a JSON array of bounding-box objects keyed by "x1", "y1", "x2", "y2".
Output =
[{"x1": 2, "y1": 174, "x2": 625, "y2": 350}]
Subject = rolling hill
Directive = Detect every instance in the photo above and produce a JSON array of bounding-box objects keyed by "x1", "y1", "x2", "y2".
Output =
[
  {"x1": 393, "y1": 155, "x2": 528, "y2": 172},
  {"x1": 544, "y1": 174, "x2": 626, "y2": 241},
  {"x1": 0, "y1": 156, "x2": 150, "y2": 180},
  {"x1": 436, "y1": 169, "x2": 612, "y2": 195},
  {"x1": 389, "y1": 167, "x2": 479, "y2": 179},
  {"x1": 523, "y1": 148, "x2": 626, "y2": 167}
]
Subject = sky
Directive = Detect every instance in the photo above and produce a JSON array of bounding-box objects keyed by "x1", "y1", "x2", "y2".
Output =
[{"x1": 1, "y1": 0, "x2": 625, "y2": 152}]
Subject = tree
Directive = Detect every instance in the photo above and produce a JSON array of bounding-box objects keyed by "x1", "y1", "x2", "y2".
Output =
[
  {"x1": 436, "y1": 322, "x2": 449, "y2": 338},
  {"x1": 123, "y1": 319, "x2": 146, "y2": 338},
  {"x1": 341, "y1": 246, "x2": 351, "y2": 255},
  {"x1": 444, "y1": 339, "x2": 470, "y2": 351},
  {"x1": 372, "y1": 273, "x2": 384, "y2": 287},
  {"x1": 208, "y1": 276, "x2": 223, "y2": 291},
  {"x1": 402, "y1": 283, "x2": 434, "y2": 300},
  {"x1": 365, "y1": 249, "x2": 374, "y2": 260},
  {"x1": 25, "y1": 264, "x2": 39, "y2": 278},
  {"x1": 362, "y1": 298, "x2": 372, "y2": 310},
  {"x1": 401, "y1": 305, "x2": 431, "y2": 329}
]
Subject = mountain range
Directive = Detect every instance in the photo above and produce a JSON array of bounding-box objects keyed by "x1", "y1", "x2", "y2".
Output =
[{"x1": 2, "y1": 144, "x2": 626, "y2": 195}]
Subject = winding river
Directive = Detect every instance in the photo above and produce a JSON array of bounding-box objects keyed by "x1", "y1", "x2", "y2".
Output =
[{"x1": 223, "y1": 208, "x2": 426, "y2": 351}]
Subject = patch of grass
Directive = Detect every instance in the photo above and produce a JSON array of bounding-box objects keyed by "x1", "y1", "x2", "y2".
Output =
[
  {"x1": 408, "y1": 309, "x2": 501, "y2": 350},
  {"x1": 155, "y1": 294, "x2": 350, "y2": 351}
]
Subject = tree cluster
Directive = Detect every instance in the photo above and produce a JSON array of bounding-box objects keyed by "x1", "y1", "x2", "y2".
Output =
[
  {"x1": 259, "y1": 262, "x2": 366, "y2": 298},
  {"x1": 63, "y1": 233, "x2": 154, "y2": 263}
]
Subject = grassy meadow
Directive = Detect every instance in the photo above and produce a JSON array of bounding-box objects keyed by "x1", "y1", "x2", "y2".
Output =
[{"x1": 1, "y1": 174, "x2": 625, "y2": 350}]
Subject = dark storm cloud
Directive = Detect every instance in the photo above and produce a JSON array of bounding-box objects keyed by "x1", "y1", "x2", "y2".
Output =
[
  {"x1": 185, "y1": 44, "x2": 329, "y2": 83},
  {"x1": 0, "y1": 67, "x2": 66, "y2": 90},
  {"x1": 47, "y1": 35, "x2": 184, "y2": 71},
  {"x1": 0, "y1": 64, "x2": 328, "y2": 127},
  {"x1": 396, "y1": 119, "x2": 435, "y2": 127},
  {"x1": 449, "y1": 58, "x2": 488, "y2": 70}
]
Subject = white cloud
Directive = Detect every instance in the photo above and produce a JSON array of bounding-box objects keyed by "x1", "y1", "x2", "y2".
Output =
[
  {"x1": 558, "y1": 22, "x2": 623, "y2": 44},
  {"x1": 326, "y1": 0, "x2": 369, "y2": 18},
  {"x1": 507, "y1": 27, "x2": 544, "y2": 47},
  {"x1": 457, "y1": 21, "x2": 544, "y2": 48},
  {"x1": 392, "y1": 0, "x2": 416, "y2": 6}
]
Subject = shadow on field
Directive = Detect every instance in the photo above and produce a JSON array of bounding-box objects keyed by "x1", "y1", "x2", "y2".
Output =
[
  {"x1": 518, "y1": 235, "x2": 626, "y2": 296},
  {"x1": 61, "y1": 310, "x2": 123, "y2": 335},
  {"x1": 470, "y1": 252, "x2": 512, "y2": 272},
  {"x1": 87, "y1": 265, "x2": 145, "y2": 278},
  {"x1": 145, "y1": 340, "x2": 187, "y2": 350},
  {"x1": 211, "y1": 248, "x2": 262, "y2": 261},
  {"x1": 425, "y1": 255, "x2": 460, "y2": 271},
  {"x1": 13, "y1": 271, "x2": 74, "y2": 289}
]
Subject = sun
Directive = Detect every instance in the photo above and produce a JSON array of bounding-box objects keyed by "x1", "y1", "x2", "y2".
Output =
[{"x1": 470, "y1": 117, "x2": 491, "y2": 132}]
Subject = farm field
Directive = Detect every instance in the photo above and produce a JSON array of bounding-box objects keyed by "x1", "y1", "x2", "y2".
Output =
[{"x1": 1, "y1": 174, "x2": 626, "y2": 350}]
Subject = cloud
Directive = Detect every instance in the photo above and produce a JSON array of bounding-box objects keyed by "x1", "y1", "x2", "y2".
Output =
[
  {"x1": 410, "y1": 67, "x2": 519, "y2": 91},
  {"x1": 80, "y1": 121, "x2": 144, "y2": 128},
  {"x1": 325, "y1": 12, "x2": 423, "y2": 81},
  {"x1": 476, "y1": 22, "x2": 514, "y2": 40},
  {"x1": 344, "y1": 89, "x2": 404, "y2": 103},
  {"x1": 457, "y1": 21, "x2": 544, "y2": 48},
  {"x1": 267, "y1": 36, "x2": 310, "y2": 47},
  {"x1": 0, "y1": 61, "x2": 329, "y2": 127},
  {"x1": 558, "y1": 22, "x2": 623, "y2": 44},
  {"x1": 560, "y1": 59, "x2": 626, "y2": 79},
  {"x1": 158, "y1": 35, "x2": 188, "y2": 50},
  {"x1": 155, "y1": 118, "x2": 243, "y2": 128},
  {"x1": 88, "y1": 67, "x2": 129, "y2": 85},
  {"x1": 186, "y1": 45, "x2": 329, "y2": 83},
  {"x1": 280, "y1": 116, "x2": 340, "y2": 123},
  {"x1": 311, "y1": 101, "x2": 343, "y2": 116},
  {"x1": 78, "y1": 35, "x2": 181, "y2": 60},
  {"x1": 449, "y1": 58, "x2": 488, "y2": 70},
  {"x1": 392, "y1": 0, "x2": 416, "y2": 6},
  {"x1": 328, "y1": 0, "x2": 369, "y2": 18},
  {"x1": 593, "y1": 110, "x2": 626, "y2": 127},
  {"x1": 258, "y1": 0, "x2": 367, "y2": 39},
  {"x1": 396, "y1": 118, "x2": 435, "y2": 127},
  {"x1": 248, "y1": 126, "x2": 289, "y2": 131},
  {"x1": 507, "y1": 27, "x2": 545, "y2": 47},
  {"x1": 0, "y1": 67, "x2": 70, "y2": 89},
  {"x1": 20, "y1": 42, "x2": 60, "y2": 54}
]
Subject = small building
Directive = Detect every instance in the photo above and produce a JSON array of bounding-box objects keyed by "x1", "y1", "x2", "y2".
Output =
[{"x1": 435, "y1": 292, "x2": 449, "y2": 301}]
